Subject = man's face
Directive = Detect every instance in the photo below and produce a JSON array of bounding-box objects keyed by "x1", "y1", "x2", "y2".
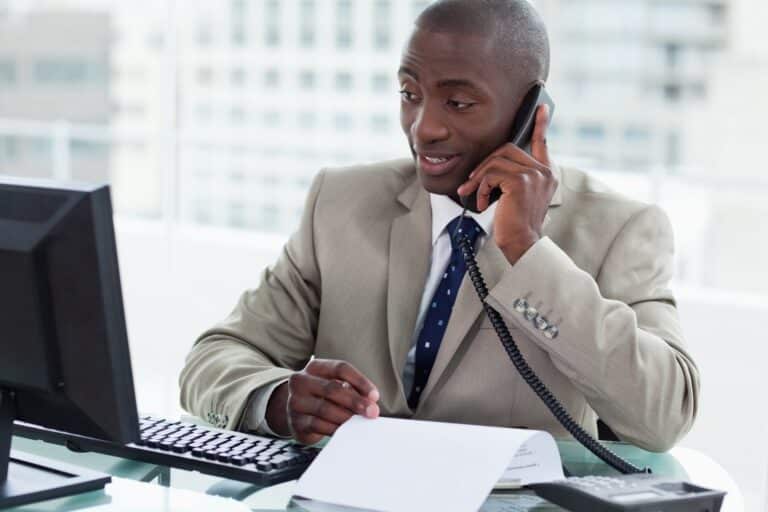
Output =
[{"x1": 399, "y1": 28, "x2": 525, "y2": 201}]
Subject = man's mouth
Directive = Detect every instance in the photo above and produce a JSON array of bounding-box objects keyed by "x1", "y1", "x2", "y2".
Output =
[{"x1": 416, "y1": 153, "x2": 461, "y2": 177}]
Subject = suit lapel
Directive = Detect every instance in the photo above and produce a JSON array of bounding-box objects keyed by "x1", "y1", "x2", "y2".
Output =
[
  {"x1": 418, "y1": 238, "x2": 510, "y2": 405},
  {"x1": 386, "y1": 177, "x2": 431, "y2": 405}
]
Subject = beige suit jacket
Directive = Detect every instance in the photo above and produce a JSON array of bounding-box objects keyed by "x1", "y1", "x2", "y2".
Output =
[{"x1": 179, "y1": 158, "x2": 699, "y2": 452}]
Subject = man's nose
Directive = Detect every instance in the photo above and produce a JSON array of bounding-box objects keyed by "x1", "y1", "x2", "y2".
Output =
[{"x1": 411, "y1": 102, "x2": 449, "y2": 145}]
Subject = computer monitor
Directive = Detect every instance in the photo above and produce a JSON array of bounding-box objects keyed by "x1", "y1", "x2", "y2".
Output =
[{"x1": 0, "y1": 177, "x2": 139, "y2": 507}]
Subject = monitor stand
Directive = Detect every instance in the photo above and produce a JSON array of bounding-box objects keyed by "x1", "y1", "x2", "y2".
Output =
[{"x1": 0, "y1": 390, "x2": 111, "y2": 508}]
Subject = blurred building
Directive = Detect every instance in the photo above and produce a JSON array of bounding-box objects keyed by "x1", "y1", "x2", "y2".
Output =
[
  {"x1": 162, "y1": 0, "x2": 430, "y2": 231},
  {"x1": 102, "y1": 0, "x2": 730, "y2": 233},
  {"x1": 107, "y1": 4, "x2": 168, "y2": 218},
  {"x1": 538, "y1": 0, "x2": 728, "y2": 172},
  {"x1": 0, "y1": 7, "x2": 111, "y2": 182},
  {"x1": 0, "y1": 0, "x2": 737, "y2": 233},
  {"x1": 678, "y1": 0, "x2": 768, "y2": 293}
]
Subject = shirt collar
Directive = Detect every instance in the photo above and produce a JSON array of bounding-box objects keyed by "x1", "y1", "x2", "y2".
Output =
[{"x1": 429, "y1": 193, "x2": 497, "y2": 246}]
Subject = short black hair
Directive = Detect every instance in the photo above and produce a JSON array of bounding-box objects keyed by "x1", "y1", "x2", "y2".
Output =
[{"x1": 415, "y1": 0, "x2": 550, "y2": 83}]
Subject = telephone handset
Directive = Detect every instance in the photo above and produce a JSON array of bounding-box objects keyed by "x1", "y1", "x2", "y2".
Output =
[
  {"x1": 460, "y1": 84, "x2": 555, "y2": 212},
  {"x1": 509, "y1": 83, "x2": 555, "y2": 154}
]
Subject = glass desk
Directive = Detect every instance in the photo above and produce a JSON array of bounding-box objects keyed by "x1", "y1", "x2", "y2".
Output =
[{"x1": 8, "y1": 434, "x2": 744, "y2": 511}]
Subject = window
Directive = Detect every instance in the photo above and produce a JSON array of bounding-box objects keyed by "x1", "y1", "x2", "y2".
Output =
[
  {"x1": 147, "y1": 32, "x2": 164, "y2": 50},
  {"x1": 624, "y1": 126, "x2": 650, "y2": 142},
  {"x1": 1, "y1": 136, "x2": 19, "y2": 160},
  {"x1": 299, "y1": 0, "x2": 316, "y2": 48},
  {"x1": 665, "y1": 42, "x2": 680, "y2": 68},
  {"x1": 370, "y1": 114, "x2": 390, "y2": 133},
  {"x1": 264, "y1": 0, "x2": 280, "y2": 47},
  {"x1": 664, "y1": 83, "x2": 681, "y2": 102},
  {"x1": 193, "y1": 201, "x2": 212, "y2": 224},
  {"x1": 264, "y1": 68, "x2": 280, "y2": 88},
  {"x1": 298, "y1": 111, "x2": 317, "y2": 130},
  {"x1": 0, "y1": 60, "x2": 15, "y2": 85},
  {"x1": 230, "y1": 106, "x2": 246, "y2": 124},
  {"x1": 336, "y1": 0, "x2": 353, "y2": 48},
  {"x1": 334, "y1": 71, "x2": 353, "y2": 91},
  {"x1": 666, "y1": 131, "x2": 680, "y2": 167},
  {"x1": 34, "y1": 58, "x2": 102, "y2": 84},
  {"x1": 30, "y1": 137, "x2": 52, "y2": 156},
  {"x1": 264, "y1": 110, "x2": 281, "y2": 126},
  {"x1": 71, "y1": 139, "x2": 108, "y2": 157},
  {"x1": 707, "y1": 3, "x2": 726, "y2": 24},
  {"x1": 231, "y1": 25, "x2": 246, "y2": 46},
  {"x1": 197, "y1": 67, "x2": 213, "y2": 86},
  {"x1": 259, "y1": 203, "x2": 280, "y2": 231},
  {"x1": 371, "y1": 72, "x2": 391, "y2": 93},
  {"x1": 690, "y1": 81, "x2": 707, "y2": 99},
  {"x1": 229, "y1": 201, "x2": 246, "y2": 227},
  {"x1": 578, "y1": 124, "x2": 605, "y2": 141},
  {"x1": 299, "y1": 70, "x2": 316, "y2": 89},
  {"x1": 196, "y1": 24, "x2": 212, "y2": 46},
  {"x1": 231, "y1": 0, "x2": 247, "y2": 45},
  {"x1": 373, "y1": 0, "x2": 392, "y2": 50},
  {"x1": 334, "y1": 113, "x2": 353, "y2": 131},
  {"x1": 231, "y1": 67, "x2": 246, "y2": 86},
  {"x1": 196, "y1": 103, "x2": 213, "y2": 121}
]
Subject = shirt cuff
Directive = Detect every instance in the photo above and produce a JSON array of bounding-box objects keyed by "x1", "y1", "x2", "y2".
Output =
[{"x1": 245, "y1": 378, "x2": 291, "y2": 438}]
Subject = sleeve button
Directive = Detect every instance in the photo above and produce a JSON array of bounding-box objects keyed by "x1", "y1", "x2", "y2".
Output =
[
  {"x1": 544, "y1": 325, "x2": 559, "y2": 339},
  {"x1": 513, "y1": 299, "x2": 528, "y2": 313}
]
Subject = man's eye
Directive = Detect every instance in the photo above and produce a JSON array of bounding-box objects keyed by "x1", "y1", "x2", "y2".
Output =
[
  {"x1": 399, "y1": 89, "x2": 419, "y2": 102},
  {"x1": 448, "y1": 99, "x2": 474, "y2": 110}
]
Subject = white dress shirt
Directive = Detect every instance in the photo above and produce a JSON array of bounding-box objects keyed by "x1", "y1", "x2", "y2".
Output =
[{"x1": 246, "y1": 193, "x2": 497, "y2": 435}]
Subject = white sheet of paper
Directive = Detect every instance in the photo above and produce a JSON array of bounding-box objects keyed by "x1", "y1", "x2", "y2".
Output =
[
  {"x1": 499, "y1": 434, "x2": 565, "y2": 486},
  {"x1": 293, "y1": 416, "x2": 563, "y2": 512}
]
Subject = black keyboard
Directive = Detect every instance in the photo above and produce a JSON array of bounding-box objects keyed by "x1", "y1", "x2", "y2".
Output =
[{"x1": 14, "y1": 415, "x2": 319, "y2": 486}]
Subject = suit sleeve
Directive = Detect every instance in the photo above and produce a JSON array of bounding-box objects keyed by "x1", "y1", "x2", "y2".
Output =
[
  {"x1": 485, "y1": 205, "x2": 699, "y2": 451},
  {"x1": 178, "y1": 170, "x2": 326, "y2": 431}
]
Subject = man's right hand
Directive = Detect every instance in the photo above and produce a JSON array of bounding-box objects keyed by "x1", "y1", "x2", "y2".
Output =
[{"x1": 265, "y1": 359, "x2": 380, "y2": 445}]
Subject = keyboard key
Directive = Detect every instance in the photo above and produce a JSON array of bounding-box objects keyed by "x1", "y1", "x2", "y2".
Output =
[{"x1": 171, "y1": 444, "x2": 191, "y2": 453}]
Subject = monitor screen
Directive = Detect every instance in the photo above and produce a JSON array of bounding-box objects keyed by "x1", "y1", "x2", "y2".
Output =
[{"x1": 0, "y1": 177, "x2": 139, "y2": 444}]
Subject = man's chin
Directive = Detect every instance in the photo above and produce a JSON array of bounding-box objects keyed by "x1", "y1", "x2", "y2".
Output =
[{"x1": 416, "y1": 169, "x2": 464, "y2": 199}]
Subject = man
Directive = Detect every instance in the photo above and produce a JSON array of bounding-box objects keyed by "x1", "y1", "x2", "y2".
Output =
[{"x1": 179, "y1": 0, "x2": 699, "y2": 451}]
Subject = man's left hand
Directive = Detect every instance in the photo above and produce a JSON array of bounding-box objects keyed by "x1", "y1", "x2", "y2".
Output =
[{"x1": 457, "y1": 104, "x2": 557, "y2": 265}]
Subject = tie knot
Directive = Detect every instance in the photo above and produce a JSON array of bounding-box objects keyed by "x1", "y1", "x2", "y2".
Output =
[{"x1": 446, "y1": 216, "x2": 483, "y2": 250}]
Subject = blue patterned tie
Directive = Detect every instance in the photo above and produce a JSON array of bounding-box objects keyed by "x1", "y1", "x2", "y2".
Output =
[{"x1": 408, "y1": 216, "x2": 484, "y2": 409}]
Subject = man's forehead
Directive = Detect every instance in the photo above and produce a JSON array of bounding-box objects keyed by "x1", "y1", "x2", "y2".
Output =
[
  {"x1": 404, "y1": 28, "x2": 497, "y2": 63},
  {"x1": 399, "y1": 29, "x2": 498, "y2": 81}
]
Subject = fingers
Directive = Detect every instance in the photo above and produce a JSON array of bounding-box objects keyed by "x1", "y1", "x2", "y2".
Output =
[
  {"x1": 289, "y1": 411, "x2": 337, "y2": 445},
  {"x1": 306, "y1": 359, "x2": 380, "y2": 401},
  {"x1": 457, "y1": 159, "x2": 550, "y2": 211},
  {"x1": 293, "y1": 373, "x2": 379, "y2": 417},
  {"x1": 475, "y1": 171, "x2": 511, "y2": 212},
  {"x1": 290, "y1": 393, "x2": 356, "y2": 424},
  {"x1": 287, "y1": 359, "x2": 381, "y2": 445},
  {"x1": 530, "y1": 104, "x2": 551, "y2": 167}
]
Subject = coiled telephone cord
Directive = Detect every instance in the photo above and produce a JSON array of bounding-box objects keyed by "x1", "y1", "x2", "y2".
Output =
[{"x1": 453, "y1": 216, "x2": 650, "y2": 475}]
